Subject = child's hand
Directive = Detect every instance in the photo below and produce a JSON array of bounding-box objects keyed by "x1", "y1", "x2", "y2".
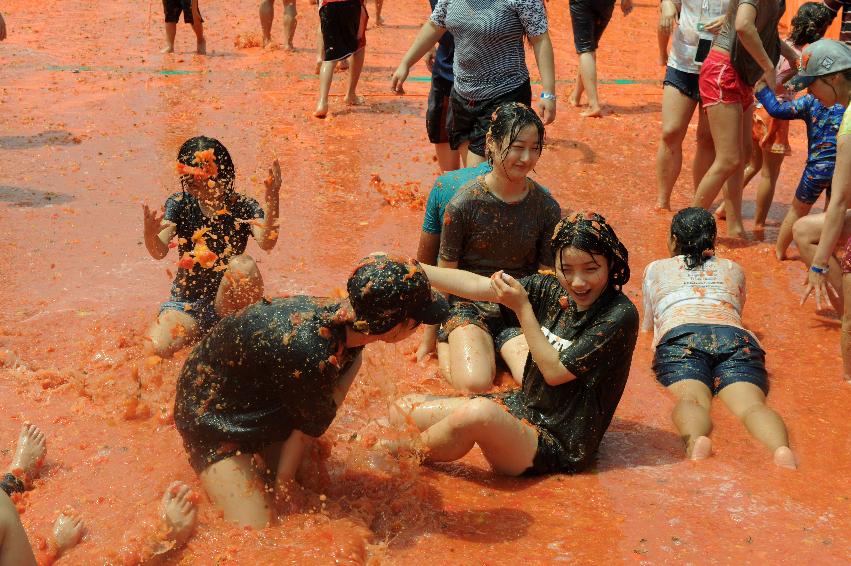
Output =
[
  {"x1": 704, "y1": 15, "x2": 725, "y2": 34},
  {"x1": 142, "y1": 203, "x2": 165, "y2": 238},
  {"x1": 264, "y1": 159, "x2": 282, "y2": 200},
  {"x1": 425, "y1": 48, "x2": 436, "y2": 74},
  {"x1": 659, "y1": 0, "x2": 677, "y2": 34},
  {"x1": 621, "y1": 0, "x2": 634, "y2": 16},
  {"x1": 490, "y1": 271, "x2": 530, "y2": 313}
]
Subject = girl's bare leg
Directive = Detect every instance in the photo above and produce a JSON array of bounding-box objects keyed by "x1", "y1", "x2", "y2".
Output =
[
  {"x1": 214, "y1": 254, "x2": 264, "y2": 316},
  {"x1": 716, "y1": 382, "x2": 795, "y2": 469},
  {"x1": 692, "y1": 107, "x2": 715, "y2": 191},
  {"x1": 577, "y1": 52, "x2": 602, "y2": 117},
  {"x1": 776, "y1": 198, "x2": 812, "y2": 260},
  {"x1": 162, "y1": 23, "x2": 177, "y2": 53},
  {"x1": 667, "y1": 379, "x2": 713, "y2": 459},
  {"x1": 315, "y1": 60, "x2": 335, "y2": 117},
  {"x1": 190, "y1": 0, "x2": 205, "y2": 54},
  {"x1": 743, "y1": 144, "x2": 763, "y2": 189},
  {"x1": 500, "y1": 334, "x2": 529, "y2": 386},
  {"x1": 282, "y1": 0, "x2": 297, "y2": 50},
  {"x1": 656, "y1": 85, "x2": 699, "y2": 209},
  {"x1": 792, "y1": 211, "x2": 851, "y2": 312},
  {"x1": 0, "y1": 492, "x2": 37, "y2": 566},
  {"x1": 145, "y1": 309, "x2": 198, "y2": 358},
  {"x1": 260, "y1": 0, "x2": 275, "y2": 47},
  {"x1": 754, "y1": 151, "x2": 785, "y2": 229},
  {"x1": 344, "y1": 48, "x2": 365, "y2": 105},
  {"x1": 446, "y1": 325, "x2": 497, "y2": 393},
  {"x1": 569, "y1": 67, "x2": 585, "y2": 106},
  {"x1": 434, "y1": 143, "x2": 461, "y2": 172}
]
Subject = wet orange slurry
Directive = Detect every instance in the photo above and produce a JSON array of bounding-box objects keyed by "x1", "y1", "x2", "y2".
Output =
[{"x1": 1, "y1": 0, "x2": 849, "y2": 563}]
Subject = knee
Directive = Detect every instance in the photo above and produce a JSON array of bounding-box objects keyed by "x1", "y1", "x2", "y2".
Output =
[
  {"x1": 675, "y1": 394, "x2": 710, "y2": 412},
  {"x1": 448, "y1": 398, "x2": 501, "y2": 430},
  {"x1": 227, "y1": 254, "x2": 259, "y2": 278},
  {"x1": 661, "y1": 125, "x2": 687, "y2": 147},
  {"x1": 791, "y1": 217, "x2": 815, "y2": 245},
  {"x1": 390, "y1": 394, "x2": 421, "y2": 427}
]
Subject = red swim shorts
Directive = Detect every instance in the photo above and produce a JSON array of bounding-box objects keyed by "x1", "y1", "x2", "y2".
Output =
[
  {"x1": 699, "y1": 50, "x2": 754, "y2": 110},
  {"x1": 842, "y1": 236, "x2": 851, "y2": 274}
]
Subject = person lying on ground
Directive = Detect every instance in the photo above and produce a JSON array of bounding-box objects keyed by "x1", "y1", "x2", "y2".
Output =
[
  {"x1": 142, "y1": 135, "x2": 281, "y2": 358},
  {"x1": 388, "y1": 213, "x2": 638, "y2": 476},
  {"x1": 430, "y1": 103, "x2": 562, "y2": 393},
  {"x1": 642, "y1": 208, "x2": 797, "y2": 468},
  {"x1": 173, "y1": 255, "x2": 449, "y2": 528}
]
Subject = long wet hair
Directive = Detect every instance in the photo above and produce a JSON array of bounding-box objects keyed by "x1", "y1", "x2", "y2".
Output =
[
  {"x1": 789, "y1": 3, "x2": 833, "y2": 46},
  {"x1": 485, "y1": 103, "x2": 545, "y2": 169},
  {"x1": 671, "y1": 207, "x2": 716, "y2": 270},
  {"x1": 551, "y1": 211, "x2": 630, "y2": 291},
  {"x1": 177, "y1": 136, "x2": 236, "y2": 194}
]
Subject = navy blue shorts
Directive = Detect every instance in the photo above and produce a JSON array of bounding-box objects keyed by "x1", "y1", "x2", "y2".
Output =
[
  {"x1": 569, "y1": 0, "x2": 615, "y2": 54},
  {"x1": 795, "y1": 163, "x2": 833, "y2": 205},
  {"x1": 160, "y1": 298, "x2": 220, "y2": 334},
  {"x1": 653, "y1": 324, "x2": 768, "y2": 395},
  {"x1": 437, "y1": 299, "x2": 522, "y2": 352},
  {"x1": 427, "y1": 75, "x2": 453, "y2": 144},
  {"x1": 664, "y1": 66, "x2": 701, "y2": 102},
  {"x1": 163, "y1": 0, "x2": 202, "y2": 24}
]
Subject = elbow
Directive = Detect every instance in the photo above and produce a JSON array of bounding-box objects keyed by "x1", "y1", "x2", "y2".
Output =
[{"x1": 734, "y1": 20, "x2": 752, "y2": 35}]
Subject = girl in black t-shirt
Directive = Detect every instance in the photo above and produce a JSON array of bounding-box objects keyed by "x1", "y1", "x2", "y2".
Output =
[
  {"x1": 141, "y1": 136, "x2": 282, "y2": 358},
  {"x1": 393, "y1": 213, "x2": 639, "y2": 475}
]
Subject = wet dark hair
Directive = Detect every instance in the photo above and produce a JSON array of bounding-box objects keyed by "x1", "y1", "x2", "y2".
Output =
[
  {"x1": 670, "y1": 207, "x2": 717, "y2": 269},
  {"x1": 551, "y1": 212, "x2": 630, "y2": 290},
  {"x1": 177, "y1": 136, "x2": 236, "y2": 193},
  {"x1": 789, "y1": 2, "x2": 833, "y2": 46},
  {"x1": 485, "y1": 103, "x2": 545, "y2": 169}
]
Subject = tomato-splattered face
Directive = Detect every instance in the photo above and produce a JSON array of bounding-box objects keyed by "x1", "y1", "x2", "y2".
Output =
[
  {"x1": 378, "y1": 319, "x2": 419, "y2": 343},
  {"x1": 555, "y1": 247, "x2": 609, "y2": 312},
  {"x1": 489, "y1": 124, "x2": 542, "y2": 183}
]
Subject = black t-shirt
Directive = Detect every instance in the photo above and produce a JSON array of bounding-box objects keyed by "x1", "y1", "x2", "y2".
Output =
[
  {"x1": 164, "y1": 191, "x2": 264, "y2": 303},
  {"x1": 174, "y1": 296, "x2": 363, "y2": 444},
  {"x1": 516, "y1": 274, "x2": 639, "y2": 472}
]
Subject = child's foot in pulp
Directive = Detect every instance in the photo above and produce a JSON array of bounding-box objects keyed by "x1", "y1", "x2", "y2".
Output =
[
  {"x1": 581, "y1": 105, "x2": 603, "y2": 118},
  {"x1": 773, "y1": 446, "x2": 797, "y2": 470},
  {"x1": 196, "y1": 38, "x2": 207, "y2": 55},
  {"x1": 688, "y1": 435, "x2": 712, "y2": 460},
  {"x1": 344, "y1": 94, "x2": 365, "y2": 106},
  {"x1": 10, "y1": 423, "x2": 47, "y2": 483},
  {"x1": 314, "y1": 101, "x2": 329, "y2": 118},
  {"x1": 161, "y1": 482, "x2": 198, "y2": 548},
  {"x1": 52, "y1": 511, "x2": 85, "y2": 555}
]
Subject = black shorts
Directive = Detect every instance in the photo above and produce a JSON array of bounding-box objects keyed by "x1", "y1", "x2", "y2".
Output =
[
  {"x1": 448, "y1": 80, "x2": 532, "y2": 156},
  {"x1": 569, "y1": 0, "x2": 615, "y2": 54},
  {"x1": 664, "y1": 66, "x2": 701, "y2": 102},
  {"x1": 178, "y1": 427, "x2": 293, "y2": 473},
  {"x1": 437, "y1": 299, "x2": 522, "y2": 352},
  {"x1": 163, "y1": 0, "x2": 202, "y2": 24},
  {"x1": 653, "y1": 324, "x2": 768, "y2": 395},
  {"x1": 480, "y1": 390, "x2": 568, "y2": 475},
  {"x1": 427, "y1": 75, "x2": 453, "y2": 145},
  {"x1": 319, "y1": 0, "x2": 368, "y2": 62}
]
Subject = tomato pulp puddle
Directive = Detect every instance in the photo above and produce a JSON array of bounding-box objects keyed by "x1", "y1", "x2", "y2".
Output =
[{"x1": 0, "y1": 0, "x2": 849, "y2": 563}]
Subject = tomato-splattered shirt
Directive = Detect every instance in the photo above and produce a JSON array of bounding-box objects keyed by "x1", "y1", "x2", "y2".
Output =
[
  {"x1": 439, "y1": 178, "x2": 561, "y2": 277},
  {"x1": 174, "y1": 296, "x2": 363, "y2": 445},
  {"x1": 164, "y1": 191, "x2": 264, "y2": 304},
  {"x1": 516, "y1": 275, "x2": 639, "y2": 473},
  {"x1": 641, "y1": 255, "x2": 755, "y2": 346}
]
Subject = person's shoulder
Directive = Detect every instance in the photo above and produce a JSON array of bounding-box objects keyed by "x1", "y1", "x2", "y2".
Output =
[
  {"x1": 607, "y1": 292, "x2": 640, "y2": 327},
  {"x1": 447, "y1": 177, "x2": 487, "y2": 207}
]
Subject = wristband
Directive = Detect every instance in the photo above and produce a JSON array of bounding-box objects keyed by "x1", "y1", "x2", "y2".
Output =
[
  {"x1": 540, "y1": 92, "x2": 557, "y2": 101},
  {"x1": 810, "y1": 264, "x2": 829, "y2": 275}
]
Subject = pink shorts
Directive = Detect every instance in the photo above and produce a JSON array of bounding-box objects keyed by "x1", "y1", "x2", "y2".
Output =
[{"x1": 699, "y1": 50, "x2": 754, "y2": 110}]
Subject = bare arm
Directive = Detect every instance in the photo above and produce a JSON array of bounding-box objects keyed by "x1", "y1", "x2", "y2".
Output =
[
  {"x1": 416, "y1": 232, "x2": 441, "y2": 266},
  {"x1": 529, "y1": 32, "x2": 557, "y2": 124},
  {"x1": 142, "y1": 204, "x2": 175, "y2": 260},
  {"x1": 735, "y1": 4, "x2": 776, "y2": 87},
  {"x1": 391, "y1": 21, "x2": 446, "y2": 93},
  {"x1": 250, "y1": 159, "x2": 281, "y2": 251},
  {"x1": 779, "y1": 40, "x2": 799, "y2": 70},
  {"x1": 420, "y1": 263, "x2": 498, "y2": 302},
  {"x1": 658, "y1": 0, "x2": 678, "y2": 65}
]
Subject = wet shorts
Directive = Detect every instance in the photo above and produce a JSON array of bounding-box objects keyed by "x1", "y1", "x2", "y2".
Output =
[
  {"x1": 664, "y1": 66, "x2": 701, "y2": 102},
  {"x1": 653, "y1": 324, "x2": 768, "y2": 395},
  {"x1": 319, "y1": 0, "x2": 368, "y2": 62},
  {"x1": 795, "y1": 163, "x2": 833, "y2": 205},
  {"x1": 427, "y1": 75, "x2": 453, "y2": 144},
  {"x1": 437, "y1": 299, "x2": 522, "y2": 351},
  {"x1": 160, "y1": 298, "x2": 220, "y2": 334},
  {"x1": 480, "y1": 389, "x2": 570, "y2": 475},
  {"x1": 752, "y1": 106, "x2": 791, "y2": 155},
  {"x1": 568, "y1": 0, "x2": 616, "y2": 54},
  {"x1": 842, "y1": 236, "x2": 851, "y2": 274},
  {"x1": 699, "y1": 50, "x2": 754, "y2": 111},
  {"x1": 163, "y1": 0, "x2": 202, "y2": 24},
  {"x1": 448, "y1": 80, "x2": 532, "y2": 157}
]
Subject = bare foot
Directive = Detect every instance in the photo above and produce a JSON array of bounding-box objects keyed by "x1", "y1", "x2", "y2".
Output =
[
  {"x1": 654, "y1": 201, "x2": 671, "y2": 212},
  {"x1": 568, "y1": 88, "x2": 582, "y2": 107},
  {"x1": 775, "y1": 249, "x2": 787, "y2": 261},
  {"x1": 161, "y1": 482, "x2": 198, "y2": 548},
  {"x1": 196, "y1": 38, "x2": 207, "y2": 55},
  {"x1": 726, "y1": 224, "x2": 746, "y2": 240},
  {"x1": 160, "y1": 45, "x2": 175, "y2": 54},
  {"x1": 262, "y1": 37, "x2": 278, "y2": 50},
  {"x1": 286, "y1": 42, "x2": 295, "y2": 52},
  {"x1": 773, "y1": 446, "x2": 797, "y2": 470},
  {"x1": 344, "y1": 94, "x2": 365, "y2": 106},
  {"x1": 10, "y1": 423, "x2": 46, "y2": 482},
  {"x1": 580, "y1": 106, "x2": 603, "y2": 118},
  {"x1": 688, "y1": 435, "x2": 712, "y2": 460},
  {"x1": 376, "y1": 16, "x2": 385, "y2": 27},
  {"x1": 52, "y1": 511, "x2": 85, "y2": 555},
  {"x1": 313, "y1": 101, "x2": 329, "y2": 118}
]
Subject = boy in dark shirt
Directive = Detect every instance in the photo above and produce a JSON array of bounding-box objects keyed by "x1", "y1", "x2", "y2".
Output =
[
  {"x1": 142, "y1": 136, "x2": 281, "y2": 358},
  {"x1": 174, "y1": 255, "x2": 449, "y2": 528}
]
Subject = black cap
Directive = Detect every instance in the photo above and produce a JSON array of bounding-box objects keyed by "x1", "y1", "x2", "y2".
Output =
[{"x1": 347, "y1": 254, "x2": 450, "y2": 334}]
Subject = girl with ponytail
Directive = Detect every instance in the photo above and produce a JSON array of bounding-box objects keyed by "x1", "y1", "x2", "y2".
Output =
[
  {"x1": 388, "y1": 212, "x2": 639, "y2": 476},
  {"x1": 642, "y1": 207, "x2": 797, "y2": 469}
]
